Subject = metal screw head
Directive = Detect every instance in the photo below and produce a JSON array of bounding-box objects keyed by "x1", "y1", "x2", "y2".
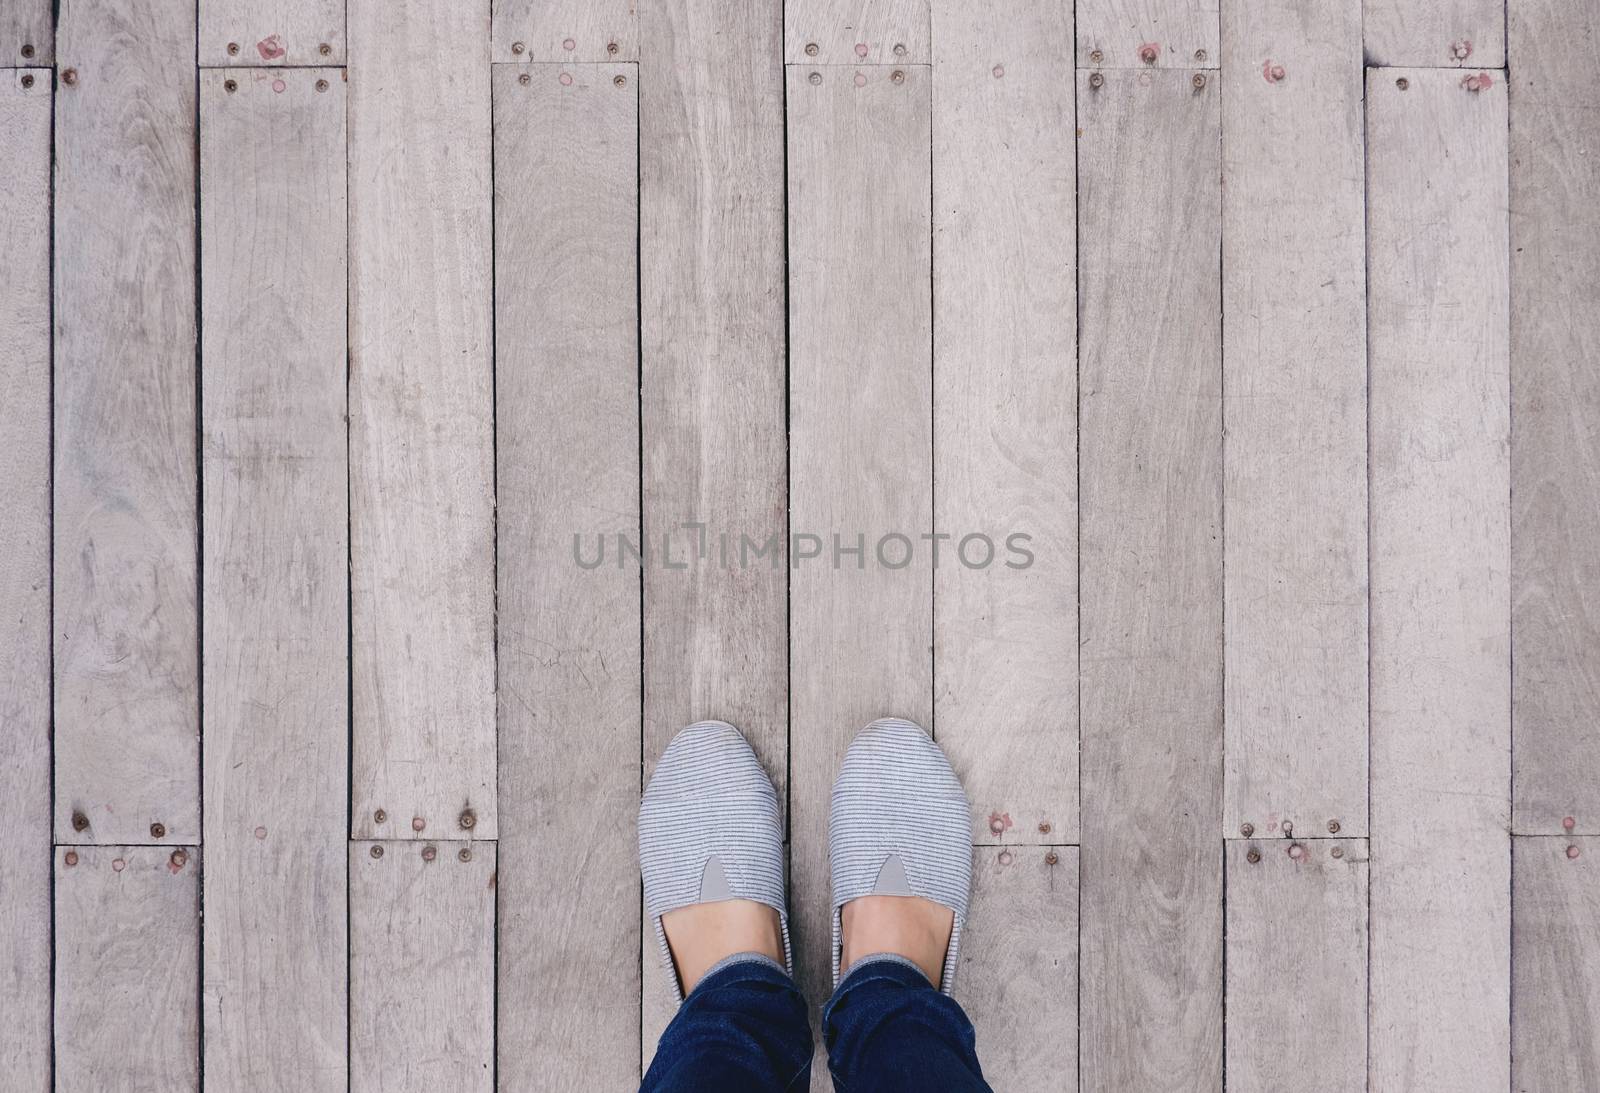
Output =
[
  {"x1": 374, "y1": 809, "x2": 387, "y2": 824},
  {"x1": 607, "y1": 41, "x2": 619, "y2": 55},
  {"x1": 224, "y1": 79, "x2": 237, "y2": 93},
  {"x1": 170, "y1": 850, "x2": 188, "y2": 869},
  {"x1": 997, "y1": 849, "x2": 1014, "y2": 866},
  {"x1": 458, "y1": 847, "x2": 473, "y2": 863},
  {"x1": 459, "y1": 809, "x2": 477, "y2": 830},
  {"x1": 1194, "y1": 49, "x2": 1207, "y2": 61},
  {"x1": 1240, "y1": 822, "x2": 1255, "y2": 837},
  {"x1": 61, "y1": 68, "x2": 78, "y2": 86},
  {"x1": 1327, "y1": 819, "x2": 1341, "y2": 834},
  {"x1": 1089, "y1": 72, "x2": 1105, "y2": 90},
  {"x1": 1569, "y1": 845, "x2": 1583, "y2": 860},
  {"x1": 562, "y1": 37, "x2": 576, "y2": 51},
  {"x1": 613, "y1": 74, "x2": 627, "y2": 88},
  {"x1": 1396, "y1": 77, "x2": 1409, "y2": 90},
  {"x1": 64, "y1": 850, "x2": 79, "y2": 867},
  {"x1": 1563, "y1": 816, "x2": 1577, "y2": 831},
  {"x1": 150, "y1": 822, "x2": 167, "y2": 839},
  {"x1": 1281, "y1": 819, "x2": 1294, "y2": 835},
  {"x1": 511, "y1": 41, "x2": 525, "y2": 55},
  {"x1": 1045, "y1": 851, "x2": 1059, "y2": 866},
  {"x1": 21, "y1": 43, "x2": 35, "y2": 58},
  {"x1": 227, "y1": 41, "x2": 240, "y2": 55},
  {"x1": 804, "y1": 42, "x2": 819, "y2": 57},
  {"x1": 421, "y1": 845, "x2": 438, "y2": 862},
  {"x1": 319, "y1": 42, "x2": 332, "y2": 56},
  {"x1": 1139, "y1": 43, "x2": 1159, "y2": 65},
  {"x1": 412, "y1": 816, "x2": 426, "y2": 832},
  {"x1": 71, "y1": 811, "x2": 89, "y2": 832},
  {"x1": 518, "y1": 72, "x2": 531, "y2": 86},
  {"x1": 1331, "y1": 846, "x2": 1345, "y2": 859},
  {"x1": 1288, "y1": 842, "x2": 1306, "y2": 860},
  {"x1": 808, "y1": 71, "x2": 822, "y2": 85},
  {"x1": 21, "y1": 73, "x2": 35, "y2": 88},
  {"x1": 369, "y1": 844, "x2": 384, "y2": 859},
  {"x1": 1089, "y1": 49, "x2": 1104, "y2": 63},
  {"x1": 1038, "y1": 821, "x2": 1052, "y2": 835},
  {"x1": 1191, "y1": 72, "x2": 1207, "y2": 90},
  {"x1": 893, "y1": 43, "x2": 907, "y2": 57},
  {"x1": 891, "y1": 69, "x2": 905, "y2": 84},
  {"x1": 315, "y1": 78, "x2": 329, "y2": 92},
  {"x1": 1246, "y1": 848, "x2": 1262, "y2": 864}
]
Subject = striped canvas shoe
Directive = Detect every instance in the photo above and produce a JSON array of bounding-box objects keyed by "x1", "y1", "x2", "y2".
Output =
[
  {"x1": 829, "y1": 717, "x2": 973, "y2": 994},
  {"x1": 639, "y1": 720, "x2": 792, "y2": 1003}
]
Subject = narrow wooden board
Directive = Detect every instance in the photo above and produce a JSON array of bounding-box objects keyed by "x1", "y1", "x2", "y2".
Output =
[
  {"x1": 1076, "y1": 0, "x2": 1219, "y2": 69},
  {"x1": 1225, "y1": 839, "x2": 1368, "y2": 1093},
  {"x1": 787, "y1": 62, "x2": 934, "y2": 1032},
  {"x1": 348, "y1": 0, "x2": 497, "y2": 841},
  {"x1": 198, "y1": 67, "x2": 348, "y2": 1093},
  {"x1": 54, "y1": 0, "x2": 199, "y2": 846},
  {"x1": 350, "y1": 842, "x2": 496, "y2": 1093},
  {"x1": 1077, "y1": 67, "x2": 1224, "y2": 1093},
  {"x1": 55, "y1": 846, "x2": 200, "y2": 1091},
  {"x1": 199, "y1": 0, "x2": 344, "y2": 67},
  {"x1": 785, "y1": 0, "x2": 930, "y2": 65},
  {"x1": 494, "y1": 61, "x2": 641, "y2": 1092},
  {"x1": 1221, "y1": 0, "x2": 1368, "y2": 840},
  {"x1": 639, "y1": 0, "x2": 787, "y2": 817},
  {"x1": 932, "y1": 0, "x2": 1076, "y2": 846},
  {"x1": 1513, "y1": 836, "x2": 1600, "y2": 1090},
  {"x1": 1364, "y1": 0, "x2": 1503, "y2": 68},
  {"x1": 960, "y1": 846, "x2": 1079, "y2": 1089},
  {"x1": 1510, "y1": 0, "x2": 1600, "y2": 837},
  {"x1": 0, "y1": 68, "x2": 50, "y2": 1093},
  {"x1": 0, "y1": 0, "x2": 50, "y2": 64},
  {"x1": 492, "y1": 0, "x2": 636, "y2": 62},
  {"x1": 1367, "y1": 66, "x2": 1511, "y2": 1093}
]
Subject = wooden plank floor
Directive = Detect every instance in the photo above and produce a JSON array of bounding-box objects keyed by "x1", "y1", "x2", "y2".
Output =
[{"x1": 3, "y1": 1, "x2": 1599, "y2": 1089}]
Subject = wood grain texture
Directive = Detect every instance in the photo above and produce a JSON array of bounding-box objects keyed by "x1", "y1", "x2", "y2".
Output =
[
  {"x1": 960, "y1": 846, "x2": 1079, "y2": 1089},
  {"x1": 1221, "y1": 0, "x2": 1368, "y2": 840},
  {"x1": 494, "y1": 61, "x2": 641, "y2": 1092},
  {"x1": 492, "y1": 0, "x2": 637, "y2": 61},
  {"x1": 1077, "y1": 67, "x2": 1223, "y2": 1093},
  {"x1": 0, "y1": 68, "x2": 50, "y2": 1093},
  {"x1": 1367, "y1": 66, "x2": 1511, "y2": 1093},
  {"x1": 199, "y1": 0, "x2": 344, "y2": 67},
  {"x1": 0, "y1": 0, "x2": 50, "y2": 64},
  {"x1": 785, "y1": 0, "x2": 930, "y2": 64},
  {"x1": 932, "y1": 0, "x2": 1076, "y2": 846},
  {"x1": 1513, "y1": 836, "x2": 1600, "y2": 1091},
  {"x1": 1076, "y1": 0, "x2": 1219, "y2": 69},
  {"x1": 348, "y1": 0, "x2": 496, "y2": 841},
  {"x1": 1225, "y1": 839, "x2": 1368, "y2": 1093},
  {"x1": 1510, "y1": 0, "x2": 1600, "y2": 837},
  {"x1": 349, "y1": 842, "x2": 495, "y2": 1093},
  {"x1": 1364, "y1": 0, "x2": 1503, "y2": 68},
  {"x1": 198, "y1": 68, "x2": 347, "y2": 1093},
  {"x1": 640, "y1": 0, "x2": 787, "y2": 815},
  {"x1": 787, "y1": 62, "x2": 933, "y2": 1042},
  {"x1": 55, "y1": 845, "x2": 201, "y2": 1091},
  {"x1": 54, "y1": 0, "x2": 199, "y2": 846}
]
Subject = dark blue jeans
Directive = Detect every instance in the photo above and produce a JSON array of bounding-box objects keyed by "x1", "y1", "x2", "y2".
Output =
[{"x1": 640, "y1": 954, "x2": 992, "y2": 1092}]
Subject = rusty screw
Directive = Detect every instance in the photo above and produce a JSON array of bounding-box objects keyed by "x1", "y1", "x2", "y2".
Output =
[
  {"x1": 315, "y1": 78, "x2": 329, "y2": 92},
  {"x1": 1192, "y1": 72, "x2": 1207, "y2": 90},
  {"x1": 459, "y1": 809, "x2": 477, "y2": 831},
  {"x1": 64, "y1": 850, "x2": 79, "y2": 867},
  {"x1": 1396, "y1": 76, "x2": 1410, "y2": 90},
  {"x1": 1089, "y1": 48, "x2": 1104, "y2": 64},
  {"x1": 458, "y1": 847, "x2": 473, "y2": 862},
  {"x1": 1563, "y1": 816, "x2": 1577, "y2": 831},
  {"x1": 1194, "y1": 49, "x2": 1207, "y2": 62},
  {"x1": 891, "y1": 69, "x2": 905, "y2": 84},
  {"x1": 61, "y1": 68, "x2": 78, "y2": 86},
  {"x1": 421, "y1": 845, "x2": 438, "y2": 862},
  {"x1": 1288, "y1": 842, "x2": 1306, "y2": 860},
  {"x1": 893, "y1": 43, "x2": 907, "y2": 57},
  {"x1": 369, "y1": 844, "x2": 384, "y2": 859},
  {"x1": 224, "y1": 78, "x2": 237, "y2": 93},
  {"x1": 1038, "y1": 821, "x2": 1052, "y2": 835},
  {"x1": 412, "y1": 816, "x2": 426, "y2": 832},
  {"x1": 21, "y1": 43, "x2": 35, "y2": 58},
  {"x1": 1569, "y1": 845, "x2": 1583, "y2": 860},
  {"x1": 607, "y1": 41, "x2": 619, "y2": 55},
  {"x1": 150, "y1": 822, "x2": 167, "y2": 839},
  {"x1": 374, "y1": 808, "x2": 387, "y2": 824},
  {"x1": 1281, "y1": 819, "x2": 1294, "y2": 835},
  {"x1": 1089, "y1": 72, "x2": 1105, "y2": 90},
  {"x1": 71, "y1": 811, "x2": 89, "y2": 832},
  {"x1": 227, "y1": 41, "x2": 240, "y2": 55},
  {"x1": 1240, "y1": 822, "x2": 1255, "y2": 838},
  {"x1": 1045, "y1": 851, "x2": 1059, "y2": 866},
  {"x1": 804, "y1": 42, "x2": 819, "y2": 57},
  {"x1": 1331, "y1": 846, "x2": 1345, "y2": 859},
  {"x1": 1327, "y1": 819, "x2": 1341, "y2": 834},
  {"x1": 21, "y1": 73, "x2": 35, "y2": 88},
  {"x1": 614, "y1": 74, "x2": 627, "y2": 88},
  {"x1": 170, "y1": 850, "x2": 188, "y2": 869},
  {"x1": 997, "y1": 849, "x2": 1014, "y2": 866},
  {"x1": 808, "y1": 71, "x2": 822, "y2": 86},
  {"x1": 1246, "y1": 848, "x2": 1261, "y2": 864},
  {"x1": 518, "y1": 73, "x2": 530, "y2": 86},
  {"x1": 319, "y1": 42, "x2": 332, "y2": 56},
  {"x1": 511, "y1": 41, "x2": 525, "y2": 55},
  {"x1": 1139, "y1": 43, "x2": 1159, "y2": 65}
]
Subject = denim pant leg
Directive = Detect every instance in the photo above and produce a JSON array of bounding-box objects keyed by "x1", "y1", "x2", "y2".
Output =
[
  {"x1": 641, "y1": 954, "x2": 814, "y2": 1093},
  {"x1": 822, "y1": 956, "x2": 993, "y2": 1093}
]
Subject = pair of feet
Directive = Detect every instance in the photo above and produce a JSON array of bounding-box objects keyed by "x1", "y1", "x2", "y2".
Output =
[{"x1": 640, "y1": 717, "x2": 974, "y2": 1001}]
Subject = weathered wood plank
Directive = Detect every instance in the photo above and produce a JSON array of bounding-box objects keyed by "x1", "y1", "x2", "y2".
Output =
[
  {"x1": 1367, "y1": 65, "x2": 1510, "y2": 1093},
  {"x1": 55, "y1": 0, "x2": 199, "y2": 846},
  {"x1": 640, "y1": 0, "x2": 787, "y2": 823},
  {"x1": 932, "y1": 0, "x2": 1076, "y2": 847},
  {"x1": 1364, "y1": 0, "x2": 1503, "y2": 68},
  {"x1": 1221, "y1": 0, "x2": 1367, "y2": 841},
  {"x1": 348, "y1": 0, "x2": 496, "y2": 841},
  {"x1": 787, "y1": 62, "x2": 933, "y2": 1039},
  {"x1": 961, "y1": 846, "x2": 1078, "y2": 1089},
  {"x1": 199, "y1": 0, "x2": 344, "y2": 66},
  {"x1": 1510, "y1": 0, "x2": 1600, "y2": 837},
  {"x1": 0, "y1": 0, "x2": 50, "y2": 64},
  {"x1": 350, "y1": 841, "x2": 495, "y2": 1093},
  {"x1": 785, "y1": 0, "x2": 930, "y2": 65},
  {"x1": 0, "y1": 67, "x2": 50, "y2": 1093},
  {"x1": 492, "y1": 0, "x2": 636, "y2": 62},
  {"x1": 198, "y1": 67, "x2": 347, "y2": 1093},
  {"x1": 494, "y1": 61, "x2": 641, "y2": 1092},
  {"x1": 1513, "y1": 836, "x2": 1600, "y2": 1090},
  {"x1": 55, "y1": 845, "x2": 200, "y2": 1090},
  {"x1": 1076, "y1": 0, "x2": 1218, "y2": 69},
  {"x1": 1077, "y1": 66, "x2": 1223, "y2": 1093},
  {"x1": 1225, "y1": 839, "x2": 1368, "y2": 1093}
]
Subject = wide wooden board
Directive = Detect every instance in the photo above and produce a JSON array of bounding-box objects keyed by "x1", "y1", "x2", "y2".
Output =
[
  {"x1": 960, "y1": 846, "x2": 1079, "y2": 1089},
  {"x1": 198, "y1": 67, "x2": 348, "y2": 1093},
  {"x1": 348, "y1": 0, "x2": 496, "y2": 840},
  {"x1": 1364, "y1": 0, "x2": 1504, "y2": 68},
  {"x1": 199, "y1": 0, "x2": 344, "y2": 66},
  {"x1": 1221, "y1": 0, "x2": 1368, "y2": 840},
  {"x1": 54, "y1": 0, "x2": 199, "y2": 846},
  {"x1": 494, "y1": 60, "x2": 642, "y2": 1092},
  {"x1": 1513, "y1": 836, "x2": 1600, "y2": 1090},
  {"x1": 349, "y1": 841, "x2": 496, "y2": 1093},
  {"x1": 1076, "y1": 0, "x2": 1219, "y2": 69},
  {"x1": 492, "y1": 0, "x2": 636, "y2": 61},
  {"x1": 55, "y1": 846, "x2": 201, "y2": 1091},
  {"x1": 787, "y1": 62, "x2": 934, "y2": 1039},
  {"x1": 639, "y1": 0, "x2": 788, "y2": 816},
  {"x1": 1510, "y1": 0, "x2": 1600, "y2": 836},
  {"x1": 0, "y1": 0, "x2": 50, "y2": 64},
  {"x1": 1225, "y1": 839, "x2": 1368, "y2": 1093},
  {"x1": 1367, "y1": 65, "x2": 1511, "y2": 1093},
  {"x1": 785, "y1": 0, "x2": 930, "y2": 64},
  {"x1": 0, "y1": 67, "x2": 51, "y2": 1093},
  {"x1": 1077, "y1": 66, "x2": 1224, "y2": 1093},
  {"x1": 932, "y1": 0, "x2": 1077, "y2": 847}
]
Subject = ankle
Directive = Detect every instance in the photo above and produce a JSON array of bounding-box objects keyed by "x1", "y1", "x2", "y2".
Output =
[
  {"x1": 661, "y1": 899, "x2": 784, "y2": 995},
  {"x1": 840, "y1": 895, "x2": 954, "y2": 989}
]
